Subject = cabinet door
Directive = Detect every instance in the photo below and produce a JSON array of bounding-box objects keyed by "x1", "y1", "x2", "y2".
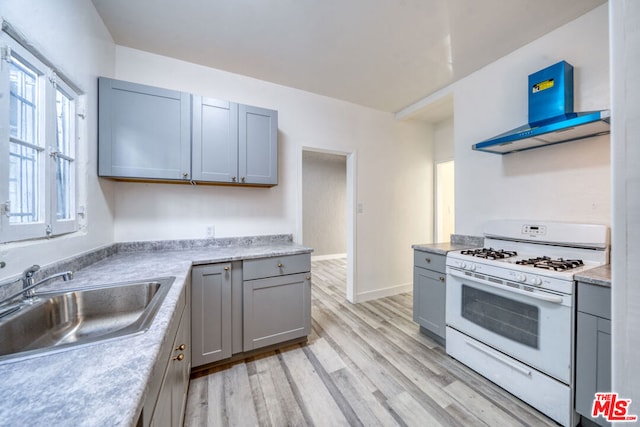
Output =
[
  {"x1": 98, "y1": 77, "x2": 191, "y2": 180},
  {"x1": 192, "y1": 96, "x2": 239, "y2": 183},
  {"x1": 575, "y1": 311, "x2": 612, "y2": 426},
  {"x1": 243, "y1": 273, "x2": 310, "y2": 351},
  {"x1": 171, "y1": 307, "x2": 191, "y2": 427},
  {"x1": 238, "y1": 105, "x2": 278, "y2": 185},
  {"x1": 413, "y1": 266, "x2": 446, "y2": 339},
  {"x1": 191, "y1": 264, "x2": 232, "y2": 366}
]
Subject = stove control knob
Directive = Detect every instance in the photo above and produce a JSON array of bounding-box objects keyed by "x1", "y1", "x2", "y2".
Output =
[
  {"x1": 468, "y1": 264, "x2": 476, "y2": 271},
  {"x1": 516, "y1": 274, "x2": 526, "y2": 282},
  {"x1": 530, "y1": 277, "x2": 542, "y2": 286},
  {"x1": 456, "y1": 261, "x2": 467, "y2": 269}
]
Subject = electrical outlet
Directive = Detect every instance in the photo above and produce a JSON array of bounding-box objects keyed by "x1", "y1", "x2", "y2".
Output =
[{"x1": 206, "y1": 225, "x2": 215, "y2": 238}]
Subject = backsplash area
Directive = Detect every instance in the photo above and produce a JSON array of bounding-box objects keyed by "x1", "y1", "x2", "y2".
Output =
[{"x1": 0, "y1": 235, "x2": 293, "y2": 301}]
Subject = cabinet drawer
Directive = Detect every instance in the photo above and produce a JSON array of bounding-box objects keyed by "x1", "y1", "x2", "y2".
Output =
[
  {"x1": 414, "y1": 250, "x2": 446, "y2": 272},
  {"x1": 243, "y1": 253, "x2": 311, "y2": 280},
  {"x1": 577, "y1": 281, "x2": 611, "y2": 319}
]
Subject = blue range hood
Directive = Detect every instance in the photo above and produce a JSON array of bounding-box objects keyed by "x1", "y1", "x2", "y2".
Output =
[{"x1": 473, "y1": 61, "x2": 610, "y2": 155}]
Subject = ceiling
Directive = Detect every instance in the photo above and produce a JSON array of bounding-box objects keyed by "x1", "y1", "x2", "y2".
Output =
[{"x1": 92, "y1": 0, "x2": 606, "y2": 118}]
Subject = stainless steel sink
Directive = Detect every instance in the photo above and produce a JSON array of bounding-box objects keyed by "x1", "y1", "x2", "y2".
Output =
[{"x1": 0, "y1": 277, "x2": 174, "y2": 362}]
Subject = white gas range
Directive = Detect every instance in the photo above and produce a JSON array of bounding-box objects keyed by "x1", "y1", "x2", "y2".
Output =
[{"x1": 445, "y1": 220, "x2": 609, "y2": 427}]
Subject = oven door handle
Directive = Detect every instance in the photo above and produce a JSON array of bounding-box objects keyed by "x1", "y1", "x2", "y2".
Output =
[{"x1": 448, "y1": 269, "x2": 564, "y2": 304}]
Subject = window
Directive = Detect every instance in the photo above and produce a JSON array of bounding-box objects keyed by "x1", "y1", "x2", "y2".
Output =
[{"x1": 0, "y1": 33, "x2": 78, "y2": 242}]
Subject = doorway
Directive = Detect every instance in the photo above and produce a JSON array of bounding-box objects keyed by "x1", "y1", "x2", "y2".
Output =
[
  {"x1": 298, "y1": 147, "x2": 356, "y2": 303},
  {"x1": 435, "y1": 160, "x2": 455, "y2": 242}
]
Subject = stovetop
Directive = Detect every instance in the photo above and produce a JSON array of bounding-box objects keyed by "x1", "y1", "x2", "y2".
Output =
[{"x1": 459, "y1": 248, "x2": 587, "y2": 272}]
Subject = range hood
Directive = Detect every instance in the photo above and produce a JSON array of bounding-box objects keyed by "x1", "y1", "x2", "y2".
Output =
[{"x1": 473, "y1": 61, "x2": 610, "y2": 155}]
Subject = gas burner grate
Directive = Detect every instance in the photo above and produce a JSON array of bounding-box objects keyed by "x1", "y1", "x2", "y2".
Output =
[
  {"x1": 460, "y1": 248, "x2": 518, "y2": 260},
  {"x1": 516, "y1": 257, "x2": 584, "y2": 271}
]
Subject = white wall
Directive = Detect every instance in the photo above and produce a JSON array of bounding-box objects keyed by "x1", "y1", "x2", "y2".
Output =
[
  {"x1": 610, "y1": 0, "x2": 640, "y2": 408},
  {"x1": 452, "y1": 5, "x2": 611, "y2": 236},
  {"x1": 302, "y1": 151, "x2": 347, "y2": 257},
  {"x1": 0, "y1": 0, "x2": 115, "y2": 279},
  {"x1": 434, "y1": 117, "x2": 454, "y2": 163},
  {"x1": 113, "y1": 46, "x2": 433, "y2": 301}
]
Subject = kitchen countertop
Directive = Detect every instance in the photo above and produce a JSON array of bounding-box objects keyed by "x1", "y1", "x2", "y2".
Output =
[
  {"x1": 412, "y1": 242, "x2": 480, "y2": 255},
  {"x1": 575, "y1": 264, "x2": 612, "y2": 288},
  {"x1": 0, "y1": 241, "x2": 312, "y2": 427}
]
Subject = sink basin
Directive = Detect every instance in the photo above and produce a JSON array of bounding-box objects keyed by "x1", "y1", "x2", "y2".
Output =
[{"x1": 0, "y1": 277, "x2": 174, "y2": 362}]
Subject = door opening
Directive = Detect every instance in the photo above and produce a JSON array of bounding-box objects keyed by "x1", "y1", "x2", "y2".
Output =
[
  {"x1": 298, "y1": 147, "x2": 356, "y2": 302},
  {"x1": 435, "y1": 160, "x2": 455, "y2": 242}
]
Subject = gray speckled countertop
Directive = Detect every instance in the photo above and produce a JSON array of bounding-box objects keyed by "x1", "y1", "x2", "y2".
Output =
[
  {"x1": 0, "y1": 241, "x2": 312, "y2": 427},
  {"x1": 575, "y1": 264, "x2": 612, "y2": 288},
  {"x1": 412, "y1": 242, "x2": 480, "y2": 255}
]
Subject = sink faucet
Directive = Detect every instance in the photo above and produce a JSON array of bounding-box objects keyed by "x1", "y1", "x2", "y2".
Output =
[
  {"x1": 22, "y1": 265, "x2": 41, "y2": 299},
  {"x1": 0, "y1": 265, "x2": 74, "y2": 307}
]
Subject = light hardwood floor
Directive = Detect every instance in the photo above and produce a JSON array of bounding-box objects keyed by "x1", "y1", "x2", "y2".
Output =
[{"x1": 184, "y1": 258, "x2": 558, "y2": 426}]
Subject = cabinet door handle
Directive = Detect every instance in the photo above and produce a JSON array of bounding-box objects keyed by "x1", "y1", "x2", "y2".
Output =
[
  {"x1": 241, "y1": 177, "x2": 246, "y2": 183},
  {"x1": 277, "y1": 263, "x2": 283, "y2": 268},
  {"x1": 175, "y1": 344, "x2": 186, "y2": 351},
  {"x1": 182, "y1": 172, "x2": 189, "y2": 178},
  {"x1": 231, "y1": 176, "x2": 237, "y2": 182},
  {"x1": 224, "y1": 266, "x2": 230, "y2": 271},
  {"x1": 306, "y1": 276, "x2": 311, "y2": 281},
  {"x1": 173, "y1": 353, "x2": 185, "y2": 362},
  {"x1": 425, "y1": 257, "x2": 431, "y2": 263},
  {"x1": 439, "y1": 276, "x2": 445, "y2": 282}
]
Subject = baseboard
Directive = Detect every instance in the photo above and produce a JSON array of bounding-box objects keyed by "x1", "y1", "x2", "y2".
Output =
[
  {"x1": 355, "y1": 282, "x2": 412, "y2": 303},
  {"x1": 311, "y1": 253, "x2": 347, "y2": 261}
]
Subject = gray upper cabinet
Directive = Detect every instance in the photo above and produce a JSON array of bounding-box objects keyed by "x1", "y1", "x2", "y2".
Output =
[
  {"x1": 98, "y1": 77, "x2": 191, "y2": 180},
  {"x1": 191, "y1": 96, "x2": 239, "y2": 183},
  {"x1": 99, "y1": 77, "x2": 278, "y2": 186},
  {"x1": 239, "y1": 105, "x2": 278, "y2": 185}
]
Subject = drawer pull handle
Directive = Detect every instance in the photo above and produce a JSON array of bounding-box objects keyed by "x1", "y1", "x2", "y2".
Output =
[
  {"x1": 175, "y1": 344, "x2": 186, "y2": 351},
  {"x1": 173, "y1": 353, "x2": 185, "y2": 362},
  {"x1": 425, "y1": 257, "x2": 431, "y2": 263},
  {"x1": 306, "y1": 276, "x2": 311, "y2": 280},
  {"x1": 224, "y1": 266, "x2": 230, "y2": 271},
  {"x1": 277, "y1": 263, "x2": 283, "y2": 268},
  {"x1": 439, "y1": 276, "x2": 445, "y2": 282}
]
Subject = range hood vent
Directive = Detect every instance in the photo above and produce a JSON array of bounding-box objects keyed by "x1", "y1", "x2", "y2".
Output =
[{"x1": 473, "y1": 61, "x2": 610, "y2": 155}]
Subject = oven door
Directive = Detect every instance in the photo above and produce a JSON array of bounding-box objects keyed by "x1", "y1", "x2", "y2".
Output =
[{"x1": 446, "y1": 267, "x2": 572, "y2": 383}]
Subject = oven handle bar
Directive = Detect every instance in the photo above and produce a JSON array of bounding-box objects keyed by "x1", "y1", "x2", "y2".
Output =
[
  {"x1": 464, "y1": 339, "x2": 532, "y2": 377},
  {"x1": 448, "y1": 269, "x2": 564, "y2": 304}
]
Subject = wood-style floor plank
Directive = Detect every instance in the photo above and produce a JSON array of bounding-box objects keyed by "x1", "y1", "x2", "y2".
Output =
[{"x1": 184, "y1": 257, "x2": 558, "y2": 427}]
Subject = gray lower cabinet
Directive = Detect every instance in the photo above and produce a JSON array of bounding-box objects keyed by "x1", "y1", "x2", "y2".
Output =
[
  {"x1": 191, "y1": 263, "x2": 232, "y2": 366},
  {"x1": 413, "y1": 250, "x2": 446, "y2": 344},
  {"x1": 575, "y1": 281, "x2": 612, "y2": 427},
  {"x1": 243, "y1": 273, "x2": 311, "y2": 351},
  {"x1": 98, "y1": 77, "x2": 191, "y2": 181},
  {"x1": 143, "y1": 282, "x2": 191, "y2": 427},
  {"x1": 191, "y1": 254, "x2": 311, "y2": 367}
]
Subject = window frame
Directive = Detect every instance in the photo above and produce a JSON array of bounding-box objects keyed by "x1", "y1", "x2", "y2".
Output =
[{"x1": 0, "y1": 32, "x2": 78, "y2": 243}]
